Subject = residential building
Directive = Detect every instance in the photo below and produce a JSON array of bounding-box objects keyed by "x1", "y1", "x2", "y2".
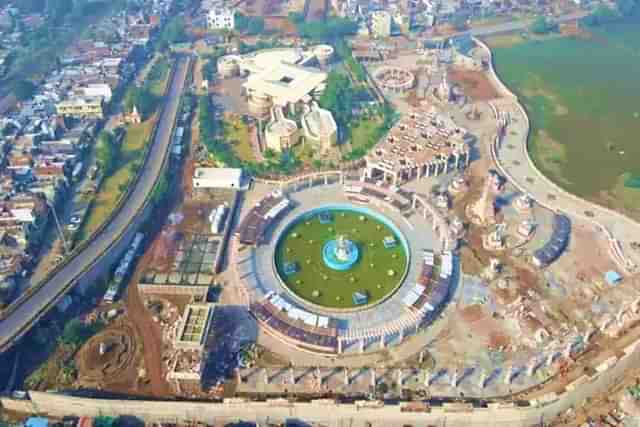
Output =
[
  {"x1": 56, "y1": 96, "x2": 104, "y2": 119},
  {"x1": 371, "y1": 11, "x2": 392, "y2": 38},
  {"x1": 207, "y1": 8, "x2": 235, "y2": 30}
]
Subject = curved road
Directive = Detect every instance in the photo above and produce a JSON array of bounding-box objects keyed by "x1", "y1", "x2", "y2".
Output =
[
  {"x1": 0, "y1": 56, "x2": 191, "y2": 353},
  {"x1": 474, "y1": 39, "x2": 640, "y2": 273}
]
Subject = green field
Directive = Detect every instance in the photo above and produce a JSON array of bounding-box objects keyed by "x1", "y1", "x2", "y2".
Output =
[
  {"x1": 274, "y1": 209, "x2": 408, "y2": 309},
  {"x1": 491, "y1": 17, "x2": 640, "y2": 212}
]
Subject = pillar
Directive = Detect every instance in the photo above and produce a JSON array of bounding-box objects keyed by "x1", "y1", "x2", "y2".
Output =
[
  {"x1": 380, "y1": 334, "x2": 385, "y2": 349},
  {"x1": 235, "y1": 368, "x2": 242, "y2": 384},
  {"x1": 360, "y1": 339, "x2": 365, "y2": 354},
  {"x1": 584, "y1": 328, "x2": 595, "y2": 345},
  {"x1": 308, "y1": 176, "x2": 312, "y2": 189},
  {"x1": 317, "y1": 367, "x2": 322, "y2": 386},
  {"x1": 371, "y1": 369, "x2": 376, "y2": 388},
  {"x1": 263, "y1": 368, "x2": 269, "y2": 385},
  {"x1": 424, "y1": 369, "x2": 431, "y2": 387},
  {"x1": 290, "y1": 368, "x2": 296, "y2": 384},
  {"x1": 504, "y1": 366, "x2": 512, "y2": 385},
  {"x1": 451, "y1": 369, "x2": 458, "y2": 387},
  {"x1": 397, "y1": 369, "x2": 403, "y2": 386},
  {"x1": 324, "y1": 175, "x2": 328, "y2": 185},
  {"x1": 344, "y1": 369, "x2": 350, "y2": 386},
  {"x1": 419, "y1": 351, "x2": 424, "y2": 364},
  {"x1": 478, "y1": 370, "x2": 486, "y2": 389},
  {"x1": 337, "y1": 338, "x2": 343, "y2": 354},
  {"x1": 527, "y1": 360, "x2": 537, "y2": 377},
  {"x1": 399, "y1": 328, "x2": 405, "y2": 343},
  {"x1": 564, "y1": 342, "x2": 573, "y2": 359}
]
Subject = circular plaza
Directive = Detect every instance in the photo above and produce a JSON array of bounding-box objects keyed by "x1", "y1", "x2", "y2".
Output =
[
  {"x1": 235, "y1": 174, "x2": 460, "y2": 355},
  {"x1": 274, "y1": 205, "x2": 409, "y2": 310}
]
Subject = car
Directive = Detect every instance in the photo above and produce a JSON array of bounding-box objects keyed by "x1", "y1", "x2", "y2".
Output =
[{"x1": 70, "y1": 215, "x2": 82, "y2": 224}]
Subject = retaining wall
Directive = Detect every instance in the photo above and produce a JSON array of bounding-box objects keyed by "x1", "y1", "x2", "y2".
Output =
[{"x1": 0, "y1": 336, "x2": 636, "y2": 426}]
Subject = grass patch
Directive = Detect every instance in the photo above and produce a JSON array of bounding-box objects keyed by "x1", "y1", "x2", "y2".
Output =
[
  {"x1": 342, "y1": 117, "x2": 385, "y2": 161},
  {"x1": 147, "y1": 58, "x2": 171, "y2": 97},
  {"x1": 223, "y1": 117, "x2": 255, "y2": 163},
  {"x1": 274, "y1": 209, "x2": 407, "y2": 309},
  {"x1": 76, "y1": 120, "x2": 152, "y2": 242},
  {"x1": 482, "y1": 33, "x2": 527, "y2": 48}
]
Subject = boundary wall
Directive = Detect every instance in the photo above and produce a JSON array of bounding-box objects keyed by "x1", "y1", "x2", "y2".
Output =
[{"x1": 1, "y1": 337, "x2": 639, "y2": 426}]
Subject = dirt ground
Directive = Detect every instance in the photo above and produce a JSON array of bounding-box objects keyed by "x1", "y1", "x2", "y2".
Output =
[
  {"x1": 75, "y1": 319, "x2": 143, "y2": 393},
  {"x1": 448, "y1": 67, "x2": 500, "y2": 101},
  {"x1": 125, "y1": 258, "x2": 173, "y2": 397},
  {"x1": 264, "y1": 16, "x2": 296, "y2": 33}
]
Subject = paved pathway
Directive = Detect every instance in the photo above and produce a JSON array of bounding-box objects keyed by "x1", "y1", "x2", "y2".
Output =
[{"x1": 475, "y1": 38, "x2": 640, "y2": 274}]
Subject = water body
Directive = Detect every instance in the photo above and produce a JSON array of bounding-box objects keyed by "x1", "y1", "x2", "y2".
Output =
[{"x1": 491, "y1": 19, "x2": 640, "y2": 202}]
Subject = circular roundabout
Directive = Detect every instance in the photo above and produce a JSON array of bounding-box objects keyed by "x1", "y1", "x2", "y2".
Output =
[
  {"x1": 239, "y1": 180, "x2": 457, "y2": 354},
  {"x1": 274, "y1": 206, "x2": 409, "y2": 310}
]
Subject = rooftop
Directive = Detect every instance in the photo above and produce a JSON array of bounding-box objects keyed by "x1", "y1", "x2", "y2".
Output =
[{"x1": 244, "y1": 62, "x2": 327, "y2": 106}]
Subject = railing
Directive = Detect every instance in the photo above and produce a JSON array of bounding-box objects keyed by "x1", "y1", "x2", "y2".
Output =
[{"x1": 0, "y1": 56, "x2": 191, "y2": 352}]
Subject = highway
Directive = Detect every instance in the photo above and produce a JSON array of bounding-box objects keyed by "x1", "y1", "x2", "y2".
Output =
[{"x1": 0, "y1": 56, "x2": 191, "y2": 353}]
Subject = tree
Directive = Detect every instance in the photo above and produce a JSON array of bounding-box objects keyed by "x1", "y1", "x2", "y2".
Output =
[
  {"x1": 452, "y1": 14, "x2": 469, "y2": 31},
  {"x1": 319, "y1": 71, "x2": 355, "y2": 131},
  {"x1": 581, "y1": 5, "x2": 619, "y2": 26},
  {"x1": 530, "y1": 16, "x2": 558, "y2": 34},
  {"x1": 288, "y1": 12, "x2": 305, "y2": 25},
  {"x1": 60, "y1": 319, "x2": 103, "y2": 346},
  {"x1": 616, "y1": 0, "x2": 638, "y2": 16},
  {"x1": 160, "y1": 16, "x2": 187, "y2": 46},
  {"x1": 12, "y1": 79, "x2": 37, "y2": 101},
  {"x1": 247, "y1": 16, "x2": 265, "y2": 35},
  {"x1": 96, "y1": 131, "x2": 120, "y2": 176},
  {"x1": 293, "y1": 17, "x2": 357, "y2": 41},
  {"x1": 124, "y1": 86, "x2": 159, "y2": 119}
]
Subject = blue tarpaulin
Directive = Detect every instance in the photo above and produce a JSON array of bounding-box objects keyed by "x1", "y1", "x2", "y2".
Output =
[{"x1": 605, "y1": 271, "x2": 622, "y2": 286}]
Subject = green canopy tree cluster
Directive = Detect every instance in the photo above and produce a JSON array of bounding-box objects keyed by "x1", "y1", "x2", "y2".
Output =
[
  {"x1": 95, "y1": 130, "x2": 122, "y2": 176},
  {"x1": 288, "y1": 16, "x2": 357, "y2": 41},
  {"x1": 530, "y1": 16, "x2": 559, "y2": 34},
  {"x1": 319, "y1": 71, "x2": 355, "y2": 131},
  {"x1": 235, "y1": 13, "x2": 265, "y2": 35}
]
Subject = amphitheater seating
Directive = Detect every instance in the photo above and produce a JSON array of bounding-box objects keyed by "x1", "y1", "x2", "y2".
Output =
[
  {"x1": 250, "y1": 294, "x2": 338, "y2": 352},
  {"x1": 532, "y1": 214, "x2": 571, "y2": 267},
  {"x1": 237, "y1": 191, "x2": 291, "y2": 246},
  {"x1": 404, "y1": 251, "x2": 453, "y2": 320}
]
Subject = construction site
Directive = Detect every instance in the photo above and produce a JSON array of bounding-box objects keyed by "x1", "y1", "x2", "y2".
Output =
[{"x1": 8, "y1": 27, "x2": 640, "y2": 427}]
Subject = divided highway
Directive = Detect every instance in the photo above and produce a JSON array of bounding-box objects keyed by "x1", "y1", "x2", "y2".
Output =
[{"x1": 0, "y1": 56, "x2": 191, "y2": 353}]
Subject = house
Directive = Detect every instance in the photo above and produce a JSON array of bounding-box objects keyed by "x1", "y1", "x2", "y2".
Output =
[
  {"x1": 208, "y1": 8, "x2": 235, "y2": 30},
  {"x1": 370, "y1": 11, "x2": 392, "y2": 38},
  {"x1": 56, "y1": 96, "x2": 104, "y2": 119}
]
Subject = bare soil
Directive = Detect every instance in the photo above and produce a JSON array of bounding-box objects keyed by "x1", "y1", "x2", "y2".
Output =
[{"x1": 448, "y1": 67, "x2": 500, "y2": 101}]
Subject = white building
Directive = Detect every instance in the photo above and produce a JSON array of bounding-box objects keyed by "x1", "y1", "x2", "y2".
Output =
[
  {"x1": 193, "y1": 167, "x2": 243, "y2": 189},
  {"x1": 207, "y1": 8, "x2": 235, "y2": 30},
  {"x1": 371, "y1": 11, "x2": 392, "y2": 38},
  {"x1": 82, "y1": 83, "x2": 113, "y2": 102}
]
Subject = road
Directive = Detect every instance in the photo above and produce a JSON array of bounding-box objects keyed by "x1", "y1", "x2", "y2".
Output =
[
  {"x1": 0, "y1": 56, "x2": 191, "y2": 353},
  {"x1": 465, "y1": 11, "x2": 588, "y2": 38}
]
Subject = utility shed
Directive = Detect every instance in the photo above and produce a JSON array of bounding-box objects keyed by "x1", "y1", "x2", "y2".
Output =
[{"x1": 192, "y1": 167, "x2": 243, "y2": 189}]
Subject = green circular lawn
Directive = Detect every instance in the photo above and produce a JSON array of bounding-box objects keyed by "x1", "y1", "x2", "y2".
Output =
[{"x1": 274, "y1": 209, "x2": 408, "y2": 309}]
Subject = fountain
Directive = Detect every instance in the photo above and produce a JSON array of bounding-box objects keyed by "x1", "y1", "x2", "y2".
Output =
[{"x1": 323, "y1": 234, "x2": 360, "y2": 271}]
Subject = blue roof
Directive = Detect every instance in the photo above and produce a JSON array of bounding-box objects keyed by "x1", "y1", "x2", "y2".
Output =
[
  {"x1": 605, "y1": 271, "x2": 622, "y2": 285},
  {"x1": 26, "y1": 418, "x2": 49, "y2": 427}
]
